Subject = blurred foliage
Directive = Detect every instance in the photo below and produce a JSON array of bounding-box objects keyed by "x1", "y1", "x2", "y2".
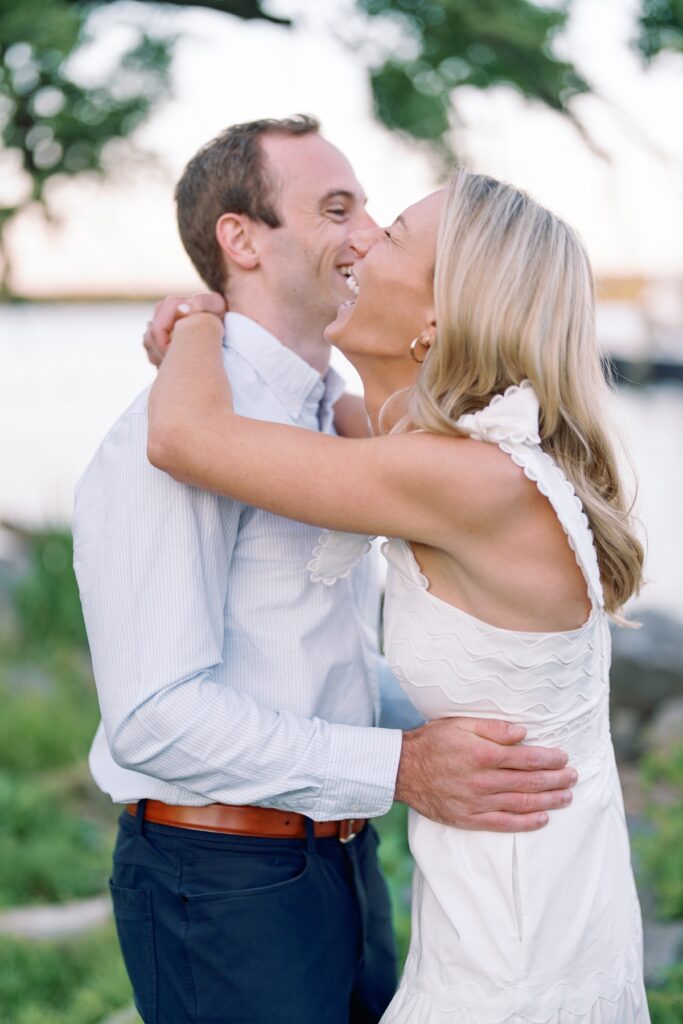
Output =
[
  {"x1": 0, "y1": 772, "x2": 112, "y2": 906},
  {"x1": 0, "y1": 0, "x2": 287, "y2": 298},
  {"x1": 2, "y1": 0, "x2": 682, "y2": 295},
  {"x1": 0, "y1": 925, "x2": 135, "y2": 1024},
  {"x1": 648, "y1": 962, "x2": 683, "y2": 1023},
  {"x1": 0, "y1": 0, "x2": 596, "y2": 298},
  {"x1": 375, "y1": 801, "x2": 413, "y2": 965},
  {"x1": 639, "y1": 0, "x2": 683, "y2": 59},
  {"x1": 8, "y1": 526, "x2": 88, "y2": 650},
  {"x1": 0, "y1": 0, "x2": 176, "y2": 296},
  {"x1": 637, "y1": 741, "x2": 683, "y2": 919},
  {"x1": 0, "y1": 649, "x2": 99, "y2": 772},
  {"x1": 0, "y1": 525, "x2": 115, "y2": 908},
  {"x1": 358, "y1": 0, "x2": 590, "y2": 161}
]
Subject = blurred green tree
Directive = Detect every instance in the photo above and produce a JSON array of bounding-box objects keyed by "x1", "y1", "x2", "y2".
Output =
[
  {"x1": 638, "y1": 0, "x2": 683, "y2": 58},
  {"x1": 356, "y1": 0, "x2": 590, "y2": 163},
  {"x1": 0, "y1": 0, "x2": 287, "y2": 297},
  {"x1": 0, "y1": 0, "x2": 675, "y2": 298}
]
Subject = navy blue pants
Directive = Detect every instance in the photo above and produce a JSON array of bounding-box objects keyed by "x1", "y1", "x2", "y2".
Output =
[{"x1": 110, "y1": 804, "x2": 398, "y2": 1023}]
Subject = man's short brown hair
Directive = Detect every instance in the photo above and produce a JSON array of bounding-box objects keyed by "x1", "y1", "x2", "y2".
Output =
[{"x1": 175, "y1": 115, "x2": 321, "y2": 294}]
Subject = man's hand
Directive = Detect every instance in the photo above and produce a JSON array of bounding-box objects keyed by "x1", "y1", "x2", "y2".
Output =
[
  {"x1": 144, "y1": 292, "x2": 227, "y2": 367},
  {"x1": 395, "y1": 718, "x2": 577, "y2": 832}
]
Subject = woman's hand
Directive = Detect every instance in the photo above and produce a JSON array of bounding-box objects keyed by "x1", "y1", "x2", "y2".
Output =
[{"x1": 144, "y1": 292, "x2": 227, "y2": 367}]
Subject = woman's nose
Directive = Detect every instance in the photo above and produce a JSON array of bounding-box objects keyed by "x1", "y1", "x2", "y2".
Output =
[{"x1": 348, "y1": 226, "x2": 383, "y2": 258}]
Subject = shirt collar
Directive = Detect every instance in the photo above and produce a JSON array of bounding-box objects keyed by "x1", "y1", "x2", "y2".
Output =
[{"x1": 224, "y1": 312, "x2": 345, "y2": 424}]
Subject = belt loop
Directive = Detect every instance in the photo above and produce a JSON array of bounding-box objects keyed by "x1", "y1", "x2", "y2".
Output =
[
  {"x1": 304, "y1": 816, "x2": 316, "y2": 854},
  {"x1": 135, "y1": 799, "x2": 147, "y2": 835}
]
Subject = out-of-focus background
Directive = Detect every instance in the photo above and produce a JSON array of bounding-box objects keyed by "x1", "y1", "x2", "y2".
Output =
[{"x1": 0, "y1": 1, "x2": 682, "y2": 1020}]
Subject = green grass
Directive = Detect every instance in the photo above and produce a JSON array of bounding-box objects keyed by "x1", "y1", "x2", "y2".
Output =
[
  {"x1": 0, "y1": 925, "x2": 138, "y2": 1024},
  {"x1": 10, "y1": 528, "x2": 88, "y2": 652},
  {"x1": 0, "y1": 648, "x2": 100, "y2": 774},
  {"x1": 0, "y1": 528, "x2": 116, "y2": 909},
  {"x1": 648, "y1": 962, "x2": 683, "y2": 1024},
  {"x1": 375, "y1": 802, "x2": 413, "y2": 965},
  {"x1": 637, "y1": 742, "x2": 683, "y2": 919},
  {"x1": 0, "y1": 772, "x2": 114, "y2": 907}
]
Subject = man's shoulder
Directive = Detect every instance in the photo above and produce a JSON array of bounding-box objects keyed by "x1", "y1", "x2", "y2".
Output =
[
  {"x1": 224, "y1": 347, "x2": 297, "y2": 425},
  {"x1": 75, "y1": 386, "x2": 151, "y2": 489}
]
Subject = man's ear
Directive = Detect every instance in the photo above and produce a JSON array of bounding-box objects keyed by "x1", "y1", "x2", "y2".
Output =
[{"x1": 216, "y1": 213, "x2": 260, "y2": 271}]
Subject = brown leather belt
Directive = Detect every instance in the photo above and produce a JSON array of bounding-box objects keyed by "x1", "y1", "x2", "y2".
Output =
[{"x1": 126, "y1": 800, "x2": 367, "y2": 843}]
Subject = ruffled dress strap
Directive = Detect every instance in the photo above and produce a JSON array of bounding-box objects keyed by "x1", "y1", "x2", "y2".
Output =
[
  {"x1": 308, "y1": 530, "x2": 375, "y2": 586},
  {"x1": 455, "y1": 381, "x2": 604, "y2": 611}
]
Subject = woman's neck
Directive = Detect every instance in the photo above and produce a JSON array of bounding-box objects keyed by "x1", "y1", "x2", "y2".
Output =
[{"x1": 350, "y1": 355, "x2": 418, "y2": 435}]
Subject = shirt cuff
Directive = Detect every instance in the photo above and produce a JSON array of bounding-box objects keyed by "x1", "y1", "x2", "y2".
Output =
[{"x1": 315, "y1": 723, "x2": 403, "y2": 821}]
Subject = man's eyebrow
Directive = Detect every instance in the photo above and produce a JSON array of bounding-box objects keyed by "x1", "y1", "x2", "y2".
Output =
[{"x1": 320, "y1": 189, "x2": 367, "y2": 206}]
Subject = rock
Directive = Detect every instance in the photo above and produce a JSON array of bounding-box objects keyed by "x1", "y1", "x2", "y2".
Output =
[
  {"x1": 4, "y1": 664, "x2": 56, "y2": 694},
  {"x1": 619, "y1": 762, "x2": 650, "y2": 818},
  {"x1": 100, "y1": 1008, "x2": 141, "y2": 1024},
  {"x1": 0, "y1": 894, "x2": 111, "y2": 940},
  {"x1": 611, "y1": 707, "x2": 643, "y2": 762},
  {"x1": 643, "y1": 696, "x2": 683, "y2": 755},
  {"x1": 610, "y1": 610, "x2": 683, "y2": 719},
  {"x1": 643, "y1": 919, "x2": 683, "y2": 986},
  {"x1": 0, "y1": 558, "x2": 19, "y2": 644}
]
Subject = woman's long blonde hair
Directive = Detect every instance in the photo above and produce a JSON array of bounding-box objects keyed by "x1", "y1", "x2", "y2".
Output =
[{"x1": 406, "y1": 169, "x2": 644, "y2": 620}]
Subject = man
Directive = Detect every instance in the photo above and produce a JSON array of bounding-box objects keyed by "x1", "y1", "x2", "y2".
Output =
[{"x1": 73, "y1": 115, "x2": 576, "y2": 1024}]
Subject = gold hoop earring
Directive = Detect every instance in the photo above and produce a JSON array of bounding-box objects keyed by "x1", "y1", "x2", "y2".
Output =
[{"x1": 409, "y1": 331, "x2": 432, "y2": 364}]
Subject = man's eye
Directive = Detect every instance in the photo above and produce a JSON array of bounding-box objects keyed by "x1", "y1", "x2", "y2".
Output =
[
  {"x1": 384, "y1": 230, "x2": 392, "y2": 240},
  {"x1": 327, "y1": 208, "x2": 347, "y2": 218}
]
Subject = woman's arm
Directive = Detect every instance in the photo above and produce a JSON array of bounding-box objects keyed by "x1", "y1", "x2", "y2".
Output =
[{"x1": 147, "y1": 314, "x2": 517, "y2": 545}]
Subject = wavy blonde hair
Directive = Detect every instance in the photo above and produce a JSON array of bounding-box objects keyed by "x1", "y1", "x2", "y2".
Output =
[{"x1": 403, "y1": 169, "x2": 644, "y2": 620}]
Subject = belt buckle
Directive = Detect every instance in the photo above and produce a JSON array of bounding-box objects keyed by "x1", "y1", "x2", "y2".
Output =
[{"x1": 339, "y1": 818, "x2": 360, "y2": 844}]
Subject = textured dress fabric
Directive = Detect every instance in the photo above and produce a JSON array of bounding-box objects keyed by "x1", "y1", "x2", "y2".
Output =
[{"x1": 308, "y1": 382, "x2": 649, "y2": 1023}]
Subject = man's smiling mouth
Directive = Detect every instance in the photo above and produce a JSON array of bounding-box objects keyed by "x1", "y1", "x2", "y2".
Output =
[{"x1": 346, "y1": 272, "x2": 359, "y2": 296}]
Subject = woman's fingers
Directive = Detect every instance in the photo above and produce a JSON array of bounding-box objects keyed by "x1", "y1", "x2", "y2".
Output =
[
  {"x1": 175, "y1": 292, "x2": 227, "y2": 321},
  {"x1": 144, "y1": 296, "x2": 184, "y2": 366},
  {"x1": 144, "y1": 293, "x2": 227, "y2": 366}
]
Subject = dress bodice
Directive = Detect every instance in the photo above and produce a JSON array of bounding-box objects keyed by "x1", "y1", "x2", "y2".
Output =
[{"x1": 309, "y1": 381, "x2": 612, "y2": 776}]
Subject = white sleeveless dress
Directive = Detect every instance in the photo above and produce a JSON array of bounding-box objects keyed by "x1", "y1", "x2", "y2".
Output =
[{"x1": 309, "y1": 382, "x2": 649, "y2": 1023}]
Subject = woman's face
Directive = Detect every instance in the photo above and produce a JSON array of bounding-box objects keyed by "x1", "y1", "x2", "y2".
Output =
[{"x1": 325, "y1": 189, "x2": 445, "y2": 360}]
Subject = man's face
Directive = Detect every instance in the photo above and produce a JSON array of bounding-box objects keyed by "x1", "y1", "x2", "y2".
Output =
[{"x1": 257, "y1": 133, "x2": 376, "y2": 327}]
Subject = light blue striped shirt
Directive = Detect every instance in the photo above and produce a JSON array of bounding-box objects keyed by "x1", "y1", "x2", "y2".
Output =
[{"x1": 74, "y1": 313, "x2": 403, "y2": 819}]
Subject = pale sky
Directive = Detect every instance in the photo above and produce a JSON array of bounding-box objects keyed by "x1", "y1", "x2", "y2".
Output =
[{"x1": 4, "y1": 0, "x2": 683, "y2": 296}]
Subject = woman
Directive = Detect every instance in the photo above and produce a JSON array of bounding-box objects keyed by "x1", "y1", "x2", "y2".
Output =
[{"x1": 147, "y1": 170, "x2": 648, "y2": 1022}]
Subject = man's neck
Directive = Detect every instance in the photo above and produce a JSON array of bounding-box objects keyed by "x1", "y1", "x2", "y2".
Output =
[{"x1": 227, "y1": 296, "x2": 332, "y2": 376}]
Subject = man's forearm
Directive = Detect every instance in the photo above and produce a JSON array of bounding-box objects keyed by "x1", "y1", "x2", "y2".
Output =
[{"x1": 104, "y1": 669, "x2": 402, "y2": 820}]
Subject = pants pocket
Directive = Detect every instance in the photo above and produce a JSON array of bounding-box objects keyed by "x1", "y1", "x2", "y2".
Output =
[
  {"x1": 180, "y1": 854, "x2": 331, "y2": 1023},
  {"x1": 180, "y1": 844, "x2": 309, "y2": 900},
  {"x1": 110, "y1": 880, "x2": 158, "y2": 1024}
]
